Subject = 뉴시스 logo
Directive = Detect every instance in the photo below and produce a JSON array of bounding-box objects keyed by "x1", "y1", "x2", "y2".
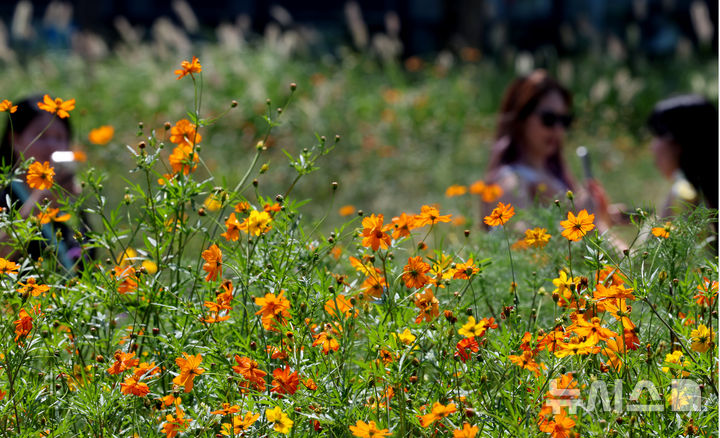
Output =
[{"x1": 545, "y1": 378, "x2": 702, "y2": 413}]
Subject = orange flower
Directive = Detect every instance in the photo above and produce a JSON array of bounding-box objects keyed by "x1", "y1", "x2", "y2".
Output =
[
  {"x1": 169, "y1": 144, "x2": 199, "y2": 175},
  {"x1": 454, "y1": 337, "x2": 480, "y2": 362},
  {"x1": 17, "y1": 277, "x2": 49, "y2": 297},
  {"x1": 107, "y1": 350, "x2": 139, "y2": 375},
  {"x1": 175, "y1": 56, "x2": 202, "y2": 80},
  {"x1": 232, "y1": 355, "x2": 267, "y2": 391},
  {"x1": 452, "y1": 258, "x2": 479, "y2": 280},
  {"x1": 694, "y1": 277, "x2": 718, "y2": 307},
  {"x1": 88, "y1": 125, "x2": 114, "y2": 145},
  {"x1": 538, "y1": 410, "x2": 576, "y2": 438},
  {"x1": 26, "y1": 161, "x2": 55, "y2": 190},
  {"x1": 402, "y1": 256, "x2": 431, "y2": 289},
  {"x1": 415, "y1": 205, "x2": 452, "y2": 227},
  {"x1": 469, "y1": 180, "x2": 485, "y2": 195},
  {"x1": 445, "y1": 184, "x2": 467, "y2": 197},
  {"x1": 120, "y1": 376, "x2": 150, "y2": 397},
  {"x1": 210, "y1": 403, "x2": 241, "y2": 416},
  {"x1": 169, "y1": 119, "x2": 201, "y2": 147},
  {"x1": 13, "y1": 308, "x2": 33, "y2": 343},
  {"x1": 254, "y1": 291, "x2": 291, "y2": 331},
  {"x1": 651, "y1": 222, "x2": 671, "y2": 238},
  {"x1": 201, "y1": 244, "x2": 222, "y2": 281},
  {"x1": 36, "y1": 207, "x2": 70, "y2": 225},
  {"x1": 221, "y1": 213, "x2": 241, "y2": 241},
  {"x1": 349, "y1": 420, "x2": 391, "y2": 437},
  {"x1": 453, "y1": 423, "x2": 479, "y2": 438},
  {"x1": 483, "y1": 202, "x2": 514, "y2": 227},
  {"x1": 508, "y1": 350, "x2": 544, "y2": 376},
  {"x1": 480, "y1": 184, "x2": 503, "y2": 203},
  {"x1": 360, "y1": 214, "x2": 391, "y2": 251},
  {"x1": 567, "y1": 315, "x2": 617, "y2": 345},
  {"x1": 414, "y1": 289, "x2": 439, "y2": 323},
  {"x1": 324, "y1": 294, "x2": 357, "y2": 318},
  {"x1": 339, "y1": 205, "x2": 356, "y2": 216},
  {"x1": 37, "y1": 94, "x2": 75, "y2": 118},
  {"x1": 132, "y1": 362, "x2": 160, "y2": 379},
  {"x1": 560, "y1": 210, "x2": 595, "y2": 241},
  {"x1": 360, "y1": 274, "x2": 387, "y2": 299},
  {"x1": 270, "y1": 366, "x2": 299, "y2": 395},
  {"x1": 0, "y1": 258, "x2": 19, "y2": 275},
  {"x1": 390, "y1": 212, "x2": 419, "y2": 240},
  {"x1": 0, "y1": 99, "x2": 17, "y2": 113},
  {"x1": 419, "y1": 401, "x2": 457, "y2": 427},
  {"x1": 220, "y1": 412, "x2": 260, "y2": 435},
  {"x1": 161, "y1": 407, "x2": 191, "y2": 438},
  {"x1": 113, "y1": 265, "x2": 138, "y2": 294},
  {"x1": 173, "y1": 353, "x2": 204, "y2": 392},
  {"x1": 234, "y1": 202, "x2": 250, "y2": 213},
  {"x1": 312, "y1": 330, "x2": 340, "y2": 355}
]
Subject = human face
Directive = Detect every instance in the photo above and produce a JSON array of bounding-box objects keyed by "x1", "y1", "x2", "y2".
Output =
[
  {"x1": 650, "y1": 135, "x2": 680, "y2": 179},
  {"x1": 521, "y1": 91, "x2": 570, "y2": 166},
  {"x1": 16, "y1": 113, "x2": 74, "y2": 191}
]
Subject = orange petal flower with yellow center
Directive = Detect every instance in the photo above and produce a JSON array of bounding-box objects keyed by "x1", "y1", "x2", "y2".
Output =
[
  {"x1": 37, "y1": 94, "x2": 75, "y2": 118},
  {"x1": 27, "y1": 161, "x2": 55, "y2": 190}
]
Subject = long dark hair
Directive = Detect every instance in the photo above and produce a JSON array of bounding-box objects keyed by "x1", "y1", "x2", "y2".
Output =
[
  {"x1": 647, "y1": 95, "x2": 718, "y2": 211},
  {"x1": 488, "y1": 69, "x2": 575, "y2": 190},
  {"x1": 0, "y1": 94, "x2": 72, "y2": 167}
]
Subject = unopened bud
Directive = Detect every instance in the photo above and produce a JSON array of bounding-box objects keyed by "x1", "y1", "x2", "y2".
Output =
[
  {"x1": 332, "y1": 181, "x2": 338, "y2": 191},
  {"x1": 566, "y1": 190, "x2": 574, "y2": 200},
  {"x1": 231, "y1": 100, "x2": 238, "y2": 108},
  {"x1": 164, "y1": 122, "x2": 171, "y2": 130},
  {"x1": 290, "y1": 82, "x2": 297, "y2": 91}
]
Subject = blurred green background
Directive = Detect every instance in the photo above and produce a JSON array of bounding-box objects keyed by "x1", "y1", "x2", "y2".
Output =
[{"x1": 0, "y1": 1, "x2": 716, "y2": 230}]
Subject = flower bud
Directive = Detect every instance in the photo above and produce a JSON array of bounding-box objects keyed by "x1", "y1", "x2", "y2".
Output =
[
  {"x1": 290, "y1": 82, "x2": 297, "y2": 91},
  {"x1": 164, "y1": 122, "x2": 171, "y2": 130},
  {"x1": 231, "y1": 100, "x2": 238, "y2": 108}
]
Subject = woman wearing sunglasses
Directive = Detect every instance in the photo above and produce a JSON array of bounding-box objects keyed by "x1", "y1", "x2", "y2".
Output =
[{"x1": 484, "y1": 69, "x2": 610, "y2": 220}]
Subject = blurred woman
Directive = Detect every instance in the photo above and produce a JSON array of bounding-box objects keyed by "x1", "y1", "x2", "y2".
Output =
[
  {"x1": 484, "y1": 69, "x2": 610, "y2": 222},
  {"x1": 0, "y1": 94, "x2": 93, "y2": 270},
  {"x1": 647, "y1": 94, "x2": 718, "y2": 217}
]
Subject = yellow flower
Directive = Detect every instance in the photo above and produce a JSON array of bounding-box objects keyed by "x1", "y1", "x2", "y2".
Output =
[
  {"x1": 523, "y1": 228, "x2": 551, "y2": 248},
  {"x1": 88, "y1": 125, "x2": 114, "y2": 145},
  {"x1": 395, "y1": 328, "x2": 416, "y2": 345},
  {"x1": 662, "y1": 350, "x2": 689, "y2": 376},
  {"x1": 239, "y1": 210, "x2": 273, "y2": 236},
  {"x1": 690, "y1": 324, "x2": 714, "y2": 353},
  {"x1": 203, "y1": 194, "x2": 222, "y2": 211},
  {"x1": 266, "y1": 406, "x2": 293, "y2": 434}
]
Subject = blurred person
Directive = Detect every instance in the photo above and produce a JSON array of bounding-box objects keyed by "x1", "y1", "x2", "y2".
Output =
[
  {"x1": 483, "y1": 69, "x2": 612, "y2": 223},
  {"x1": 647, "y1": 94, "x2": 718, "y2": 217},
  {"x1": 0, "y1": 94, "x2": 94, "y2": 270}
]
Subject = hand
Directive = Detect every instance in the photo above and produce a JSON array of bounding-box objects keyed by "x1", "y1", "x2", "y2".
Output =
[{"x1": 586, "y1": 179, "x2": 612, "y2": 225}]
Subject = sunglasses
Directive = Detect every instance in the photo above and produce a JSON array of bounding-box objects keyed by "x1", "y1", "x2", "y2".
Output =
[{"x1": 537, "y1": 111, "x2": 573, "y2": 129}]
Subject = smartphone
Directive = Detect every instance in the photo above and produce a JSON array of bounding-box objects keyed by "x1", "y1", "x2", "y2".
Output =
[{"x1": 576, "y1": 146, "x2": 593, "y2": 180}]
